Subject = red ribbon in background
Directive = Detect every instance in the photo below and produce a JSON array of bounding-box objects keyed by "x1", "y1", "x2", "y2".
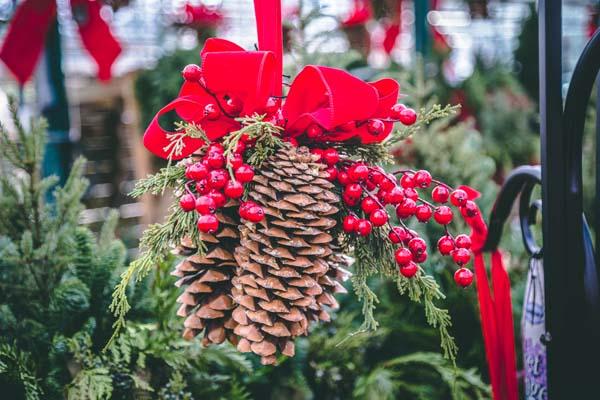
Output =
[
  {"x1": 0, "y1": 0, "x2": 121, "y2": 85},
  {"x1": 143, "y1": 0, "x2": 399, "y2": 160},
  {"x1": 466, "y1": 190, "x2": 518, "y2": 400}
]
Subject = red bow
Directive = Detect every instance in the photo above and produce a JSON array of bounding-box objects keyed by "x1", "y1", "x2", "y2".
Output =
[
  {"x1": 143, "y1": 0, "x2": 399, "y2": 160},
  {"x1": 0, "y1": 0, "x2": 121, "y2": 85}
]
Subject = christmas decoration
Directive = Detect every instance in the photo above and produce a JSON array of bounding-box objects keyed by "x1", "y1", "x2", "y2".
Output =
[
  {"x1": 0, "y1": 0, "x2": 121, "y2": 84},
  {"x1": 110, "y1": 0, "x2": 480, "y2": 365}
]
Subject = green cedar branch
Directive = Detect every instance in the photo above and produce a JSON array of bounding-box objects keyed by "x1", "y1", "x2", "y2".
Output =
[{"x1": 388, "y1": 104, "x2": 461, "y2": 145}]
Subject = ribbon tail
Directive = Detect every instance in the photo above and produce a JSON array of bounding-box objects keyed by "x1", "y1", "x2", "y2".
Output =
[
  {"x1": 253, "y1": 0, "x2": 282, "y2": 97},
  {"x1": 491, "y1": 250, "x2": 519, "y2": 400},
  {"x1": 475, "y1": 253, "x2": 503, "y2": 400},
  {"x1": 0, "y1": 0, "x2": 57, "y2": 85},
  {"x1": 71, "y1": 0, "x2": 121, "y2": 81}
]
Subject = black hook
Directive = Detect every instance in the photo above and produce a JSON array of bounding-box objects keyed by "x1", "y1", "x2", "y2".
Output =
[{"x1": 482, "y1": 165, "x2": 542, "y2": 253}]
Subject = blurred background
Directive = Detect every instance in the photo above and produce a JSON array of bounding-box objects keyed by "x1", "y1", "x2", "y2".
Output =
[{"x1": 0, "y1": 0, "x2": 597, "y2": 399}]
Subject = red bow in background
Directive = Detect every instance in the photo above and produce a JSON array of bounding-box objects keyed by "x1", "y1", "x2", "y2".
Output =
[
  {"x1": 0, "y1": 0, "x2": 121, "y2": 85},
  {"x1": 143, "y1": 0, "x2": 399, "y2": 160}
]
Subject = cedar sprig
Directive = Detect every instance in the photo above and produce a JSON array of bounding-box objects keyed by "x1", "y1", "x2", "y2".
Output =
[
  {"x1": 345, "y1": 227, "x2": 458, "y2": 363},
  {"x1": 130, "y1": 164, "x2": 186, "y2": 197},
  {"x1": 107, "y1": 174, "x2": 204, "y2": 349},
  {"x1": 388, "y1": 104, "x2": 461, "y2": 145},
  {"x1": 222, "y1": 114, "x2": 284, "y2": 168},
  {"x1": 334, "y1": 142, "x2": 393, "y2": 165}
]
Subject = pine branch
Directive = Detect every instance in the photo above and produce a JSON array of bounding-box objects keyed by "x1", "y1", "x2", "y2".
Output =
[{"x1": 334, "y1": 142, "x2": 393, "y2": 165}]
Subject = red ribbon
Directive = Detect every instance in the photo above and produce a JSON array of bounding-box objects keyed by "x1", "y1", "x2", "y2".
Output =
[
  {"x1": 143, "y1": 0, "x2": 399, "y2": 160},
  {"x1": 0, "y1": 0, "x2": 121, "y2": 85},
  {"x1": 466, "y1": 191, "x2": 518, "y2": 400}
]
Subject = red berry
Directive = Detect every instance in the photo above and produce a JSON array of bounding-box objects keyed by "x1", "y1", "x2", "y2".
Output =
[
  {"x1": 195, "y1": 195, "x2": 216, "y2": 214},
  {"x1": 234, "y1": 141, "x2": 246, "y2": 154},
  {"x1": 224, "y1": 180, "x2": 244, "y2": 199},
  {"x1": 461, "y1": 201, "x2": 479, "y2": 218},
  {"x1": 208, "y1": 189, "x2": 226, "y2": 208},
  {"x1": 207, "y1": 143, "x2": 224, "y2": 154},
  {"x1": 234, "y1": 164, "x2": 255, "y2": 183},
  {"x1": 415, "y1": 204, "x2": 432, "y2": 222},
  {"x1": 413, "y1": 170, "x2": 432, "y2": 188},
  {"x1": 369, "y1": 209, "x2": 388, "y2": 227},
  {"x1": 245, "y1": 205, "x2": 265, "y2": 222},
  {"x1": 348, "y1": 164, "x2": 369, "y2": 182},
  {"x1": 361, "y1": 197, "x2": 379, "y2": 214},
  {"x1": 206, "y1": 151, "x2": 225, "y2": 169},
  {"x1": 454, "y1": 268, "x2": 474, "y2": 288},
  {"x1": 450, "y1": 189, "x2": 468, "y2": 207},
  {"x1": 455, "y1": 234, "x2": 472, "y2": 249},
  {"x1": 437, "y1": 236, "x2": 455, "y2": 255},
  {"x1": 204, "y1": 104, "x2": 221, "y2": 121},
  {"x1": 343, "y1": 215, "x2": 358, "y2": 233},
  {"x1": 399, "y1": 108, "x2": 417, "y2": 125},
  {"x1": 182, "y1": 64, "x2": 202, "y2": 81},
  {"x1": 263, "y1": 98, "x2": 279, "y2": 114},
  {"x1": 224, "y1": 97, "x2": 243, "y2": 115},
  {"x1": 306, "y1": 124, "x2": 323, "y2": 138},
  {"x1": 337, "y1": 171, "x2": 350, "y2": 186},
  {"x1": 396, "y1": 198, "x2": 417, "y2": 219},
  {"x1": 311, "y1": 148, "x2": 324, "y2": 162},
  {"x1": 325, "y1": 166, "x2": 338, "y2": 181},
  {"x1": 356, "y1": 219, "x2": 372, "y2": 236},
  {"x1": 414, "y1": 251, "x2": 428, "y2": 263},
  {"x1": 179, "y1": 193, "x2": 196, "y2": 212},
  {"x1": 389, "y1": 103, "x2": 406, "y2": 119},
  {"x1": 432, "y1": 185, "x2": 450, "y2": 203},
  {"x1": 208, "y1": 169, "x2": 229, "y2": 189},
  {"x1": 343, "y1": 192, "x2": 360, "y2": 206},
  {"x1": 195, "y1": 178, "x2": 210, "y2": 194},
  {"x1": 227, "y1": 153, "x2": 244, "y2": 170},
  {"x1": 403, "y1": 187, "x2": 419, "y2": 201},
  {"x1": 452, "y1": 248, "x2": 471, "y2": 266},
  {"x1": 394, "y1": 247, "x2": 413, "y2": 265},
  {"x1": 322, "y1": 148, "x2": 340, "y2": 165},
  {"x1": 365, "y1": 179, "x2": 377, "y2": 191},
  {"x1": 344, "y1": 183, "x2": 363, "y2": 199},
  {"x1": 376, "y1": 189, "x2": 388, "y2": 204},
  {"x1": 185, "y1": 162, "x2": 208, "y2": 180},
  {"x1": 400, "y1": 173, "x2": 415, "y2": 188},
  {"x1": 366, "y1": 119, "x2": 385, "y2": 136},
  {"x1": 400, "y1": 262, "x2": 419, "y2": 278},
  {"x1": 408, "y1": 237, "x2": 427, "y2": 255},
  {"x1": 385, "y1": 187, "x2": 404, "y2": 205},
  {"x1": 389, "y1": 227, "x2": 409, "y2": 244},
  {"x1": 238, "y1": 201, "x2": 256, "y2": 219},
  {"x1": 433, "y1": 206, "x2": 453, "y2": 225},
  {"x1": 379, "y1": 174, "x2": 397, "y2": 190},
  {"x1": 197, "y1": 214, "x2": 219, "y2": 233},
  {"x1": 369, "y1": 168, "x2": 384, "y2": 185}
]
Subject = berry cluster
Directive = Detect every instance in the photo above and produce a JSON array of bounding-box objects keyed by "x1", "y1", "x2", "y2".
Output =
[
  {"x1": 315, "y1": 148, "x2": 476, "y2": 288},
  {"x1": 179, "y1": 142, "x2": 264, "y2": 233}
]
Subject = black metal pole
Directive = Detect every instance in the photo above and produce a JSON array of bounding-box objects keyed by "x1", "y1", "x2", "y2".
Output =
[{"x1": 540, "y1": 2, "x2": 600, "y2": 397}]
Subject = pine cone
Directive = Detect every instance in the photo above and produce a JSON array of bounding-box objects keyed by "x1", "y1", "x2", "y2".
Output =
[
  {"x1": 232, "y1": 144, "x2": 346, "y2": 364},
  {"x1": 172, "y1": 201, "x2": 240, "y2": 346}
]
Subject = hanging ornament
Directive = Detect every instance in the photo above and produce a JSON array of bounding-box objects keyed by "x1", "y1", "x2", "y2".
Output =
[{"x1": 110, "y1": 0, "x2": 482, "y2": 366}]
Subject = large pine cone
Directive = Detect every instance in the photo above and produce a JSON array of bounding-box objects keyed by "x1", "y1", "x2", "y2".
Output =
[{"x1": 232, "y1": 144, "x2": 348, "y2": 365}]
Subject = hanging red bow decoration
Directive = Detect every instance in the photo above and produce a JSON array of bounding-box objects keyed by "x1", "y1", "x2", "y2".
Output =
[
  {"x1": 0, "y1": 0, "x2": 121, "y2": 85},
  {"x1": 143, "y1": 0, "x2": 399, "y2": 160}
]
